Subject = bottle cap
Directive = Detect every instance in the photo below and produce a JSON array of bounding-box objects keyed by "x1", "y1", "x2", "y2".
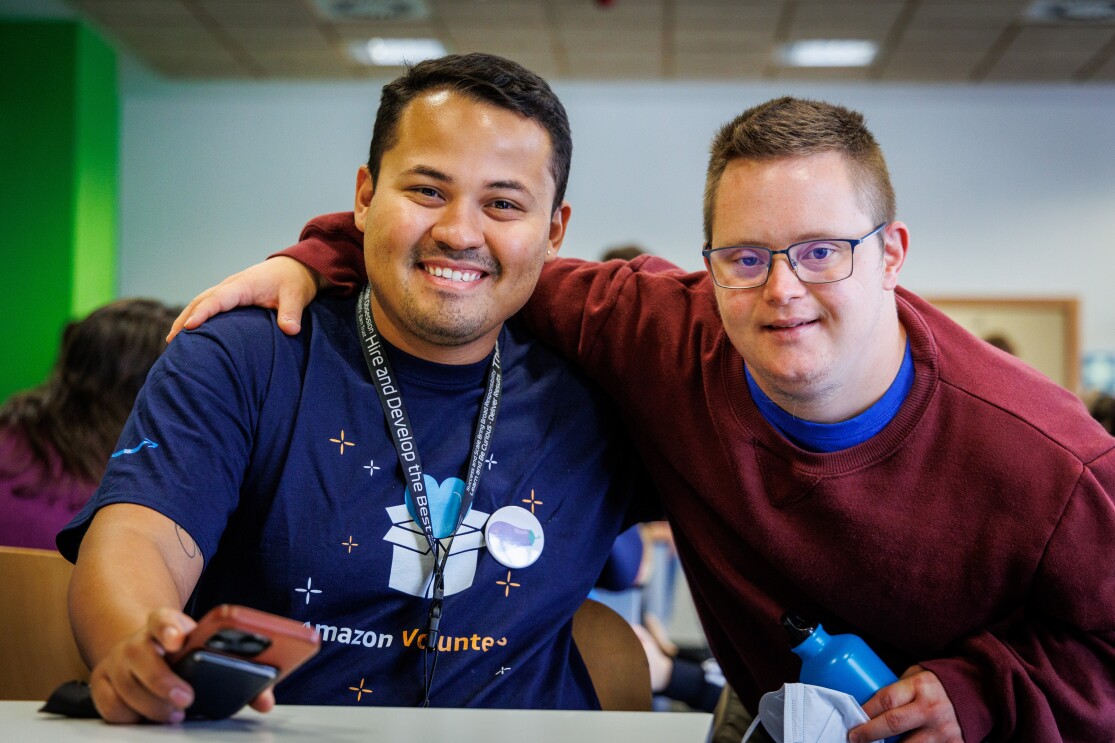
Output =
[{"x1": 781, "y1": 611, "x2": 817, "y2": 646}]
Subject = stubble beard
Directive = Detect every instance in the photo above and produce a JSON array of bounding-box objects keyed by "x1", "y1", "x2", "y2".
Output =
[{"x1": 372, "y1": 244, "x2": 503, "y2": 349}]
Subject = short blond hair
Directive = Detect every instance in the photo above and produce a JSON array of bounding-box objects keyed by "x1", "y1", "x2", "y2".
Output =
[{"x1": 703, "y1": 97, "x2": 895, "y2": 243}]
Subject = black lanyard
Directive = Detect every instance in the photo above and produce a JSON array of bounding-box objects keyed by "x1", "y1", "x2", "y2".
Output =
[{"x1": 355, "y1": 285, "x2": 502, "y2": 703}]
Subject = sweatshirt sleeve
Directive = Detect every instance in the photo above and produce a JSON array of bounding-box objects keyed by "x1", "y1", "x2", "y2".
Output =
[
  {"x1": 270, "y1": 211, "x2": 366, "y2": 294},
  {"x1": 522, "y1": 254, "x2": 700, "y2": 381},
  {"x1": 922, "y1": 447, "x2": 1115, "y2": 742}
]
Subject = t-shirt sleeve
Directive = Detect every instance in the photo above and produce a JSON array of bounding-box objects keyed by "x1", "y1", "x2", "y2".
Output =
[{"x1": 57, "y1": 310, "x2": 277, "y2": 564}]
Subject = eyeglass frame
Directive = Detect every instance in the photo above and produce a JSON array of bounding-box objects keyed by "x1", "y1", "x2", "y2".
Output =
[{"x1": 701, "y1": 222, "x2": 888, "y2": 289}]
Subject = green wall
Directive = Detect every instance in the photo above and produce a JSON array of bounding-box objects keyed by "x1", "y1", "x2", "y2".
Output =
[{"x1": 0, "y1": 21, "x2": 118, "y2": 402}]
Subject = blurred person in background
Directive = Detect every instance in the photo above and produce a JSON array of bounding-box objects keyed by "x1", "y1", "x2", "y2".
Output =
[
  {"x1": 600, "y1": 244, "x2": 649, "y2": 262},
  {"x1": 1088, "y1": 391, "x2": 1115, "y2": 435},
  {"x1": 0, "y1": 298, "x2": 178, "y2": 550}
]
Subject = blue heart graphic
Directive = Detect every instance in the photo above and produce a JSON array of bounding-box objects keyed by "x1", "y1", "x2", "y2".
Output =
[{"x1": 405, "y1": 475, "x2": 467, "y2": 539}]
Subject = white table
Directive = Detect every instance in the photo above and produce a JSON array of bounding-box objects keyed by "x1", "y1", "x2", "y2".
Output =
[{"x1": 3, "y1": 701, "x2": 713, "y2": 742}]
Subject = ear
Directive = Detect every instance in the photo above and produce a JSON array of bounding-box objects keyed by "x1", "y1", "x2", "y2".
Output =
[
  {"x1": 544, "y1": 201, "x2": 572, "y2": 262},
  {"x1": 354, "y1": 165, "x2": 374, "y2": 234},
  {"x1": 880, "y1": 221, "x2": 909, "y2": 291}
]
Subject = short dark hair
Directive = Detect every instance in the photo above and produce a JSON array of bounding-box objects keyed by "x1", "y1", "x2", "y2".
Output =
[
  {"x1": 0, "y1": 298, "x2": 179, "y2": 486},
  {"x1": 367, "y1": 53, "x2": 572, "y2": 214},
  {"x1": 703, "y1": 97, "x2": 895, "y2": 243}
]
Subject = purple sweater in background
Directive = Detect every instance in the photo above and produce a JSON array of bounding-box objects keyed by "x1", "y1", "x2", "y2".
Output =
[{"x1": 0, "y1": 426, "x2": 94, "y2": 550}]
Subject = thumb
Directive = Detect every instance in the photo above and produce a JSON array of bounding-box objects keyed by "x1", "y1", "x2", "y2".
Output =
[
  {"x1": 150, "y1": 608, "x2": 198, "y2": 654},
  {"x1": 249, "y1": 687, "x2": 276, "y2": 713},
  {"x1": 275, "y1": 285, "x2": 308, "y2": 336}
]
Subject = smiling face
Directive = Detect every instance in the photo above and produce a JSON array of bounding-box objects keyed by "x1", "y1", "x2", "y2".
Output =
[
  {"x1": 355, "y1": 89, "x2": 570, "y2": 364},
  {"x1": 709, "y1": 151, "x2": 909, "y2": 422}
]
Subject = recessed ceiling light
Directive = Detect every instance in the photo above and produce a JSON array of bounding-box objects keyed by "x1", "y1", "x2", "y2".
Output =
[
  {"x1": 349, "y1": 38, "x2": 448, "y2": 66},
  {"x1": 312, "y1": 0, "x2": 430, "y2": 22},
  {"x1": 1025, "y1": 1, "x2": 1115, "y2": 23},
  {"x1": 779, "y1": 40, "x2": 878, "y2": 67}
]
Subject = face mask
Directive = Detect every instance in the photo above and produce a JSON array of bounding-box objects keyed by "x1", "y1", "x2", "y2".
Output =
[{"x1": 741, "y1": 683, "x2": 876, "y2": 743}]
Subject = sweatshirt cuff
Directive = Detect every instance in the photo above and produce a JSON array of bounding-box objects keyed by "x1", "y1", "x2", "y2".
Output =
[{"x1": 920, "y1": 657, "x2": 993, "y2": 743}]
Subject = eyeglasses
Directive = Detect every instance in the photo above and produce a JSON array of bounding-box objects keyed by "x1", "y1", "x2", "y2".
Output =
[{"x1": 702, "y1": 223, "x2": 887, "y2": 289}]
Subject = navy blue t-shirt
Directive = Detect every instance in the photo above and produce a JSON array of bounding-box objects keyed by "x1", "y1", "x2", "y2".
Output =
[{"x1": 59, "y1": 295, "x2": 647, "y2": 709}]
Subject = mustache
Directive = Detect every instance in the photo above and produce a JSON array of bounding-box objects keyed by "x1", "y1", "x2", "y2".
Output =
[{"x1": 415, "y1": 244, "x2": 500, "y2": 275}]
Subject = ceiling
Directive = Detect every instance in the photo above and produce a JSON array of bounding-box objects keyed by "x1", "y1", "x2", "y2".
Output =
[{"x1": 44, "y1": 0, "x2": 1115, "y2": 82}]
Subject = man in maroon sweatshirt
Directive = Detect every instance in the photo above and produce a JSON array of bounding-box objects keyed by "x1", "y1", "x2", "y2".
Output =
[{"x1": 173, "y1": 95, "x2": 1115, "y2": 742}]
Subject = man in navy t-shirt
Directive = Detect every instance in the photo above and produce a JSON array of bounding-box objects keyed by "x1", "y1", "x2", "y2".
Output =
[{"x1": 60, "y1": 53, "x2": 646, "y2": 723}]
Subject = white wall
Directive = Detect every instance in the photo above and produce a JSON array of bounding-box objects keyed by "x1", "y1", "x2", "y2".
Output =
[{"x1": 118, "y1": 75, "x2": 1115, "y2": 353}]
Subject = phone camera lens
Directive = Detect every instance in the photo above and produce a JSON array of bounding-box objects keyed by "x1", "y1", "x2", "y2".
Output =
[{"x1": 207, "y1": 629, "x2": 271, "y2": 657}]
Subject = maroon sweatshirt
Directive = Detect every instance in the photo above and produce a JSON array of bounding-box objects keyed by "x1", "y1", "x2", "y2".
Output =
[{"x1": 281, "y1": 212, "x2": 1115, "y2": 742}]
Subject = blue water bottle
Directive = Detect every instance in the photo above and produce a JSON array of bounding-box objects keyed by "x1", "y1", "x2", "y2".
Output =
[{"x1": 783, "y1": 612, "x2": 900, "y2": 742}]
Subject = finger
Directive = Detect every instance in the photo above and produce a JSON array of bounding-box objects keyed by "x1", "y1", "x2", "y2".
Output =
[
  {"x1": 90, "y1": 674, "x2": 144, "y2": 724},
  {"x1": 98, "y1": 644, "x2": 192, "y2": 724},
  {"x1": 860, "y1": 676, "x2": 917, "y2": 719},
  {"x1": 168, "y1": 297, "x2": 205, "y2": 342},
  {"x1": 848, "y1": 704, "x2": 917, "y2": 743},
  {"x1": 249, "y1": 687, "x2": 276, "y2": 713},
  {"x1": 275, "y1": 284, "x2": 306, "y2": 336},
  {"x1": 181, "y1": 286, "x2": 257, "y2": 332},
  {"x1": 147, "y1": 608, "x2": 197, "y2": 654}
]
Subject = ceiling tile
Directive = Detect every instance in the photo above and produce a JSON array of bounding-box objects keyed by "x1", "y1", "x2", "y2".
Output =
[
  {"x1": 223, "y1": 27, "x2": 335, "y2": 53},
  {"x1": 1088, "y1": 52, "x2": 1115, "y2": 80},
  {"x1": 553, "y1": 1, "x2": 664, "y2": 27},
  {"x1": 445, "y1": 30, "x2": 556, "y2": 55},
  {"x1": 882, "y1": 49, "x2": 985, "y2": 79},
  {"x1": 109, "y1": 26, "x2": 226, "y2": 54},
  {"x1": 432, "y1": 0, "x2": 550, "y2": 24},
  {"x1": 672, "y1": 2, "x2": 783, "y2": 29},
  {"x1": 565, "y1": 50, "x2": 664, "y2": 79},
  {"x1": 1002, "y1": 26, "x2": 1114, "y2": 55},
  {"x1": 195, "y1": 1, "x2": 319, "y2": 28},
  {"x1": 772, "y1": 65, "x2": 874, "y2": 82},
  {"x1": 557, "y1": 27, "x2": 662, "y2": 51},
  {"x1": 673, "y1": 27, "x2": 775, "y2": 52},
  {"x1": 909, "y1": 1, "x2": 1029, "y2": 26},
  {"x1": 327, "y1": 21, "x2": 442, "y2": 41},
  {"x1": 72, "y1": 0, "x2": 199, "y2": 27},
  {"x1": 896, "y1": 26, "x2": 1007, "y2": 51},
  {"x1": 789, "y1": 2, "x2": 905, "y2": 37},
  {"x1": 672, "y1": 50, "x2": 771, "y2": 78},
  {"x1": 45, "y1": 0, "x2": 1115, "y2": 82},
  {"x1": 143, "y1": 49, "x2": 247, "y2": 78}
]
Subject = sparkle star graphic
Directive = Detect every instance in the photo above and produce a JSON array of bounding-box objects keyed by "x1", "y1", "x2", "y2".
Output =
[
  {"x1": 521, "y1": 489, "x2": 543, "y2": 513},
  {"x1": 329, "y1": 430, "x2": 356, "y2": 455},
  {"x1": 348, "y1": 678, "x2": 373, "y2": 702},
  {"x1": 341, "y1": 536, "x2": 359, "y2": 553},
  {"x1": 363, "y1": 459, "x2": 380, "y2": 476},
  {"x1": 484, "y1": 454, "x2": 498, "y2": 470},
  {"x1": 496, "y1": 570, "x2": 520, "y2": 597},
  {"x1": 295, "y1": 577, "x2": 322, "y2": 604}
]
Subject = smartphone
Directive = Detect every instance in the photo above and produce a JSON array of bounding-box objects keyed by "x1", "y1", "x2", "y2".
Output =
[{"x1": 167, "y1": 604, "x2": 320, "y2": 720}]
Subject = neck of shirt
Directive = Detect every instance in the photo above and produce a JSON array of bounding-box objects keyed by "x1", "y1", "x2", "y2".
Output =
[{"x1": 745, "y1": 339, "x2": 915, "y2": 453}]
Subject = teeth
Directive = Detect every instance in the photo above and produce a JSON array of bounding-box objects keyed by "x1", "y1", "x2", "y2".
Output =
[{"x1": 425, "y1": 266, "x2": 481, "y2": 283}]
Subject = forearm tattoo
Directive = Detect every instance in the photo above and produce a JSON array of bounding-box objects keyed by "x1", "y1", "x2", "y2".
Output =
[{"x1": 175, "y1": 523, "x2": 199, "y2": 560}]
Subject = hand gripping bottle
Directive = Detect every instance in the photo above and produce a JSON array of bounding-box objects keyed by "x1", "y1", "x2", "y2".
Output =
[{"x1": 783, "y1": 612, "x2": 901, "y2": 742}]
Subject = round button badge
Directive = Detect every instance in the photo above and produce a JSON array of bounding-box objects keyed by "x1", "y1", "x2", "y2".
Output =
[{"x1": 483, "y1": 506, "x2": 545, "y2": 569}]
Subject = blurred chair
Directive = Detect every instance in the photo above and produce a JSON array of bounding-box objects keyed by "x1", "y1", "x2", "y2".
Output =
[
  {"x1": 0, "y1": 546, "x2": 89, "y2": 700},
  {"x1": 572, "y1": 598, "x2": 652, "y2": 711}
]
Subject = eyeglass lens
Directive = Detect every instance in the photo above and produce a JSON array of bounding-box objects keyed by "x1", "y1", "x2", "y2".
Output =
[{"x1": 711, "y1": 239, "x2": 853, "y2": 288}]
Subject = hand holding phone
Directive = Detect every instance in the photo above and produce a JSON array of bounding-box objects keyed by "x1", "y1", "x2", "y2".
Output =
[{"x1": 166, "y1": 605, "x2": 320, "y2": 719}]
